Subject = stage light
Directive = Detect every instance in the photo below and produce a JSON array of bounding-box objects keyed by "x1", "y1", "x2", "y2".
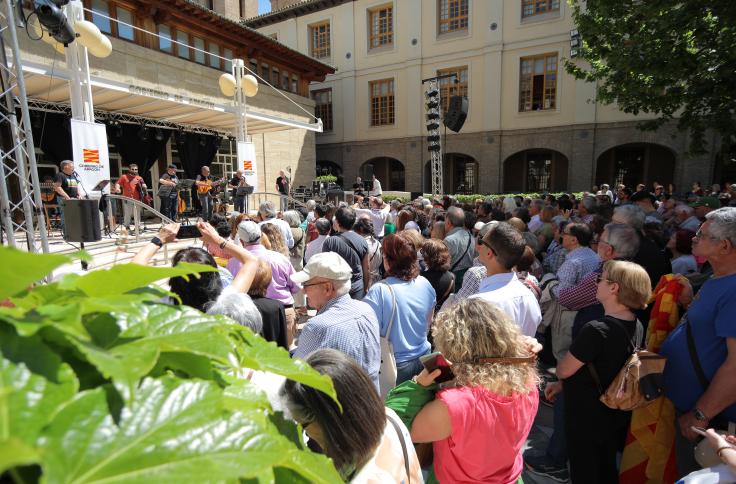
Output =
[
  {"x1": 34, "y1": 0, "x2": 75, "y2": 45},
  {"x1": 137, "y1": 124, "x2": 149, "y2": 141},
  {"x1": 75, "y1": 19, "x2": 112, "y2": 58},
  {"x1": 154, "y1": 128, "x2": 164, "y2": 141}
]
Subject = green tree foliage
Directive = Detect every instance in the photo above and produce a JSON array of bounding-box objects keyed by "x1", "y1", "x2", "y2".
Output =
[
  {"x1": 567, "y1": 1, "x2": 736, "y2": 152},
  {"x1": 0, "y1": 246, "x2": 342, "y2": 483}
]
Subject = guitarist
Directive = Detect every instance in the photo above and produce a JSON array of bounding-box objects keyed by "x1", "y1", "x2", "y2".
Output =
[
  {"x1": 195, "y1": 165, "x2": 214, "y2": 220},
  {"x1": 158, "y1": 164, "x2": 179, "y2": 222},
  {"x1": 116, "y1": 164, "x2": 147, "y2": 232}
]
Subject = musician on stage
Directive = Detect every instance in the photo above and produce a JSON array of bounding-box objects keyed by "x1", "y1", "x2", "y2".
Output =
[
  {"x1": 276, "y1": 169, "x2": 289, "y2": 212},
  {"x1": 229, "y1": 169, "x2": 248, "y2": 214},
  {"x1": 116, "y1": 163, "x2": 146, "y2": 232},
  {"x1": 53, "y1": 160, "x2": 84, "y2": 235},
  {"x1": 158, "y1": 164, "x2": 179, "y2": 221},
  {"x1": 195, "y1": 165, "x2": 214, "y2": 220}
]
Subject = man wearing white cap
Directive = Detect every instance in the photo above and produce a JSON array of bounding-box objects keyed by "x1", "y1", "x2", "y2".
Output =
[{"x1": 291, "y1": 252, "x2": 380, "y2": 389}]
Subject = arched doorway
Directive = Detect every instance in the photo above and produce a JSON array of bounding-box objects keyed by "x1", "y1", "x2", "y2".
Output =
[
  {"x1": 316, "y1": 160, "x2": 343, "y2": 187},
  {"x1": 423, "y1": 153, "x2": 479, "y2": 194},
  {"x1": 503, "y1": 149, "x2": 569, "y2": 193},
  {"x1": 361, "y1": 157, "x2": 405, "y2": 191},
  {"x1": 712, "y1": 144, "x2": 736, "y2": 188},
  {"x1": 596, "y1": 143, "x2": 675, "y2": 189}
]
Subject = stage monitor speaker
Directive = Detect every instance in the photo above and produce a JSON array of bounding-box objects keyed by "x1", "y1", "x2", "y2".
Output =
[
  {"x1": 63, "y1": 199, "x2": 101, "y2": 243},
  {"x1": 410, "y1": 191, "x2": 423, "y2": 200},
  {"x1": 443, "y1": 96, "x2": 468, "y2": 133}
]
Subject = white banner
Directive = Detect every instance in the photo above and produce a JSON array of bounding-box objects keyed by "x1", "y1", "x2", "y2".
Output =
[
  {"x1": 71, "y1": 119, "x2": 111, "y2": 194},
  {"x1": 237, "y1": 141, "x2": 258, "y2": 190}
]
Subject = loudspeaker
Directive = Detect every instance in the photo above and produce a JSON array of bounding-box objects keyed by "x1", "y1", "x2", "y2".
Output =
[
  {"x1": 443, "y1": 96, "x2": 468, "y2": 133},
  {"x1": 410, "y1": 191, "x2": 423, "y2": 200},
  {"x1": 63, "y1": 199, "x2": 101, "y2": 243}
]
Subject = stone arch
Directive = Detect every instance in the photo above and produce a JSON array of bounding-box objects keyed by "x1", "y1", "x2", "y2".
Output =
[
  {"x1": 595, "y1": 143, "x2": 676, "y2": 189},
  {"x1": 360, "y1": 157, "x2": 405, "y2": 191},
  {"x1": 423, "y1": 153, "x2": 479, "y2": 194},
  {"x1": 316, "y1": 160, "x2": 343, "y2": 187},
  {"x1": 503, "y1": 149, "x2": 569, "y2": 193}
]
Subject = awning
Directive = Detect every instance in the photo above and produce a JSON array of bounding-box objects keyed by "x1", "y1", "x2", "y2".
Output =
[{"x1": 19, "y1": 61, "x2": 322, "y2": 135}]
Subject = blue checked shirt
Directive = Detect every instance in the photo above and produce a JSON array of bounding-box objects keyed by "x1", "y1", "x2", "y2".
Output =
[
  {"x1": 552, "y1": 246, "x2": 600, "y2": 297},
  {"x1": 293, "y1": 294, "x2": 380, "y2": 389}
]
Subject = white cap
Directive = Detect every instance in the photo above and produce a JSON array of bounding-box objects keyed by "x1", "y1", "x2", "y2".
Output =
[{"x1": 290, "y1": 252, "x2": 352, "y2": 284}]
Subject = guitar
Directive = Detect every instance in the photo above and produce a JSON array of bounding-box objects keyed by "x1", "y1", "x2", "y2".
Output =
[{"x1": 195, "y1": 176, "x2": 226, "y2": 196}]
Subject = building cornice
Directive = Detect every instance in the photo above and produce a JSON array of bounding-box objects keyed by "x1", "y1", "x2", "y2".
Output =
[{"x1": 244, "y1": 0, "x2": 353, "y2": 28}]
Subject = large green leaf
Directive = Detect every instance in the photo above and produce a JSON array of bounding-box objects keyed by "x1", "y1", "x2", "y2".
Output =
[
  {"x1": 0, "y1": 358, "x2": 77, "y2": 473},
  {"x1": 0, "y1": 246, "x2": 71, "y2": 300},
  {"x1": 40, "y1": 378, "x2": 342, "y2": 484},
  {"x1": 70, "y1": 262, "x2": 218, "y2": 297}
]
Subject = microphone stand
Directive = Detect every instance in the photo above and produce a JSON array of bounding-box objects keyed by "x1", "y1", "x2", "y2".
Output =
[{"x1": 72, "y1": 171, "x2": 90, "y2": 270}]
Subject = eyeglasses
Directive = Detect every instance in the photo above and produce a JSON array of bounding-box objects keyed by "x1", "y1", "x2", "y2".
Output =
[{"x1": 694, "y1": 229, "x2": 718, "y2": 241}]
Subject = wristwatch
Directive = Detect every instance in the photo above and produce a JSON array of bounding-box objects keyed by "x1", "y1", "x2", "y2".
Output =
[
  {"x1": 692, "y1": 407, "x2": 710, "y2": 422},
  {"x1": 150, "y1": 236, "x2": 164, "y2": 248}
]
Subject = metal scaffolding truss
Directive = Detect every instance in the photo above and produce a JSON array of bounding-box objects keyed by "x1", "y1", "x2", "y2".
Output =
[
  {"x1": 26, "y1": 98, "x2": 229, "y2": 137},
  {"x1": 0, "y1": 0, "x2": 49, "y2": 253}
]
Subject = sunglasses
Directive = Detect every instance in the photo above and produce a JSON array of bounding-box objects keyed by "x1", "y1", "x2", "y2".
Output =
[{"x1": 477, "y1": 238, "x2": 496, "y2": 255}]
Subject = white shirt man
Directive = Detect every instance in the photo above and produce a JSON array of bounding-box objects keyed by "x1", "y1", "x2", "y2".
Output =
[
  {"x1": 354, "y1": 198, "x2": 390, "y2": 238},
  {"x1": 257, "y1": 200, "x2": 294, "y2": 248},
  {"x1": 369, "y1": 175, "x2": 382, "y2": 197},
  {"x1": 470, "y1": 222, "x2": 542, "y2": 337}
]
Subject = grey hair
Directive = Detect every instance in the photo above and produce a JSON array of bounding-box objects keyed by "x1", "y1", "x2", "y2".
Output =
[
  {"x1": 603, "y1": 223, "x2": 640, "y2": 259},
  {"x1": 581, "y1": 196, "x2": 597, "y2": 212},
  {"x1": 283, "y1": 210, "x2": 302, "y2": 228},
  {"x1": 446, "y1": 206, "x2": 465, "y2": 227},
  {"x1": 258, "y1": 200, "x2": 276, "y2": 219},
  {"x1": 601, "y1": 183, "x2": 610, "y2": 190},
  {"x1": 60, "y1": 160, "x2": 73, "y2": 169},
  {"x1": 315, "y1": 218, "x2": 331, "y2": 235},
  {"x1": 206, "y1": 292, "x2": 263, "y2": 334},
  {"x1": 614, "y1": 204, "x2": 646, "y2": 230},
  {"x1": 306, "y1": 200, "x2": 316, "y2": 210},
  {"x1": 674, "y1": 204, "x2": 694, "y2": 216},
  {"x1": 502, "y1": 197, "x2": 518, "y2": 213},
  {"x1": 333, "y1": 278, "x2": 351, "y2": 297},
  {"x1": 705, "y1": 207, "x2": 736, "y2": 246}
]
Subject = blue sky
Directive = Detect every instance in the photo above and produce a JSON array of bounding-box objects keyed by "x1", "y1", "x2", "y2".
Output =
[{"x1": 258, "y1": 0, "x2": 271, "y2": 14}]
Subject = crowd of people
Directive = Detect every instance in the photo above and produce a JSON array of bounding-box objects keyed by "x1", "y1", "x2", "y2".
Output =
[{"x1": 133, "y1": 180, "x2": 736, "y2": 483}]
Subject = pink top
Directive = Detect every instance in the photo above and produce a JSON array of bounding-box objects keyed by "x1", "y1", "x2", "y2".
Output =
[{"x1": 433, "y1": 384, "x2": 539, "y2": 484}]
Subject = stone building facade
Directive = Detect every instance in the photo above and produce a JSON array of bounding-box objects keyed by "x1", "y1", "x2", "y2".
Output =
[{"x1": 248, "y1": 0, "x2": 723, "y2": 194}]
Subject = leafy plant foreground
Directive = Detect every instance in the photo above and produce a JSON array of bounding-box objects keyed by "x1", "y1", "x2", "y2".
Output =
[{"x1": 0, "y1": 246, "x2": 342, "y2": 483}]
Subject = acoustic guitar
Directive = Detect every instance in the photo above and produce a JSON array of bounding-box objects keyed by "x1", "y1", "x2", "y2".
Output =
[{"x1": 195, "y1": 176, "x2": 225, "y2": 196}]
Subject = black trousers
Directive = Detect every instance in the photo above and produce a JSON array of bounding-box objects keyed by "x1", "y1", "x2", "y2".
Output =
[{"x1": 160, "y1": 197, "x2": 177, "y2": 221}]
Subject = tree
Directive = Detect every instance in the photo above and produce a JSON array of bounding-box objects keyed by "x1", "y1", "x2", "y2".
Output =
[
  {"x1": 567, "y1": 0, "x2": 736, "y2": 153},
  {"x1": 0, "y1": 247, "x2": 342, "y2": 483}
]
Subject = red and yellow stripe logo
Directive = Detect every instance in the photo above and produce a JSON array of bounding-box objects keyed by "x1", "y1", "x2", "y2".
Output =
[
  {"x1": 83, "y1": 148, "x2": 100, "y2": 164},
  {"x1": 242, "y1": 160, "x2": 253, "y2": 171}
]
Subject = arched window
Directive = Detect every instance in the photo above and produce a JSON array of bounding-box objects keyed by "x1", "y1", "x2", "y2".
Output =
[
  {"x1": 503, "y1": 149, "x2": 568, "y2": 192},
  {"x1": 361, "y1": 157, "x2": 405, "y2": 191},
  {"x1": 596, "y1": 144, "x2": 675, "y2": 189}
]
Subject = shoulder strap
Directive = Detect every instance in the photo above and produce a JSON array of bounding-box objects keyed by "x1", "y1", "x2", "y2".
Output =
[
  {"x1": 587, "y1": 316, "x2": 636, "y2": 395},
  {"x1": 686, "y1": 316, "x2": 710, "y2": 391},
  {"x1": 386, "y1": 413, "x2": 411, "y2": 484},
  {"x1": 383, "y1": 282, "x2": 397, "y2": 338},
  {"x1": 450, "y1": 231, "x2": 472, "y2": 272},
  {"x1": 601, "y1": 315, "x2": 637, "y2": 353},
  {"x1": 440, "y1": 274, "x2": 455, "y2": 301}
]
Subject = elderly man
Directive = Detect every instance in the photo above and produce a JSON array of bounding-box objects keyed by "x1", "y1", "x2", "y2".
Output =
[
  {"x1": 444, "y1": 206, "x2": 475, "y2": 286},
  {"x1": 613, "y1": 204, "x2": 671, "y2": 288},
  {"x1": 631, "y1": 190, "x2": 663, "y2": 221},
  {"x1": 552, "y1": 223, "x2": 600, "y2": 296},
  {"x1": 292, "y1": 252, "x2": 381, "y2": 389},
  {"x1": 227, "y1": 220, "x2": 300, "y2": 346},
  {"x1": 527, "y1": 199, "x2": 545, "y2": 233},
  {"x1": 577, "y1": 196, "x2": 596, "y2": 224},
  {"x1": 305, "y1": 218, "x2": 330, "y2": 263},
  {"x1": 228, "y1": 169, "x2": 247, "y2": 213},
  {"x1": 471, "y1": 222, "x2": 541, "y2": 336},
  {"x1": 258, "y1": 200, "x2": 294, "y2": 248},
  {"x1": 660, "y1": 207, "x2": 736, "y2": 476},
  {"x1": 690, "y1": 196, "x2": 720, "y2": 221},
  {"x1": 674, "y1": 204, "x2": 701, "y2": 232}
]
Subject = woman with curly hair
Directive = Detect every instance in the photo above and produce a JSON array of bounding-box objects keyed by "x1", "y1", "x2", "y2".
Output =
[
  {"x1": 364, "y1": 232, "x2": 436, "y2": 387},
  {"x1": 260, "y1": 222, "x2": 288, "y2": 256},
  {"x1": 411, "y1": 298, "x2": 539, "y2": 484}
]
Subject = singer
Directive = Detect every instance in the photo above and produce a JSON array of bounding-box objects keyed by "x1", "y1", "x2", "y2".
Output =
[{"x1": 53, "y1": 160, "x2": 84, "y2": 236}]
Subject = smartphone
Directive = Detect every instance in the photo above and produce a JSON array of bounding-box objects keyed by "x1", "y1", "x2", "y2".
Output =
[
  {"x1": 176, "y1": 224, "x2": 201, "y2": 239},
  {"x1": 420, "y1": 352, "x2": 455, "y2": 383},
  {"x1": 691, "y1": 426, "x2": 708, "y2": 437}
]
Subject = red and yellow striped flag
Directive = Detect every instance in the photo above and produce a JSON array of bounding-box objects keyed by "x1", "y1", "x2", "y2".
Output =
[
  {"x1": 83, "y1": 148, "x2": 100, "y2": 163},
  {"x1": 619, "y1": 274, "x2": 683, "y2": 484},
  {"x1": 242, "y1": 160, "x2": 253, "y2": 170}
]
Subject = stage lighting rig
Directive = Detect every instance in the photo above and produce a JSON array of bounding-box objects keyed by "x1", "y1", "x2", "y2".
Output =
[{"x1": 33, "y1": 0, "x2": 75, "y2": 45}]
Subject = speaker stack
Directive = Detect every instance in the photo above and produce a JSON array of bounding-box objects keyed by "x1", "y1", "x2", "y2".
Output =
[
  {"x1": 443, "y1": 96, "x2": 468, "y2": 133},
  {"x1": 63, "y1": 199, "x2": 101, "y2": 243}
]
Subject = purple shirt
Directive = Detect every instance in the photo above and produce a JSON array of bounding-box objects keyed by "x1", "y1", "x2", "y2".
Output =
[{"x1": 227, "y1": 244, "x2": 300, "y2": 305}]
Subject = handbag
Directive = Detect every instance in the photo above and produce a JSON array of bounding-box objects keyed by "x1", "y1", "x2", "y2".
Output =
[
  {"x1": 588, "y1": 317, "x2": 667, "y2": 411},
  {"x1": 379, "y1": 283, "x2": 398, "y2": 399}
]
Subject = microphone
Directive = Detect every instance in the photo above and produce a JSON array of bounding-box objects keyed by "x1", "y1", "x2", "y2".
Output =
[{"x1": 72, "y1": 170, "x2": 80, "y2": 179}]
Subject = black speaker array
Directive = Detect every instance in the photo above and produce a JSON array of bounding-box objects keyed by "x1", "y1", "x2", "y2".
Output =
[
  {"x1": 63, "y1": 199, "x2": 101, "y2": 243},
  {"x1": 443, "y1": 95, "x2": 468, "y2": 133}
]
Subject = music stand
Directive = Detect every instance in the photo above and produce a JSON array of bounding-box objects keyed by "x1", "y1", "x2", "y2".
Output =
[
  {"x1": 177, "y1": 179, "x2": 196, "y2": 223},
  {"x1": 92, "y1": 179, "x2": 110, "y2": 192},
  {"x1": 236, "y1": 186, "x2": 254, "y2": 213}
]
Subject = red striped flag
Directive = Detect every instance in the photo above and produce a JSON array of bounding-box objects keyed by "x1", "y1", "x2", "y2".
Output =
[
  {"x1": 242, "y1": 160, "x2": 253, "y2": 170},
  {"x1": 83, "y1": 148, "x2": 100, "y2": 164}
]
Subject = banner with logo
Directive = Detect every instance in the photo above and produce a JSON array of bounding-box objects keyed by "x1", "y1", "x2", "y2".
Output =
[
  {"x1": 237, "y1": 141, "x2": 258, "y2": 190},
  {"x1": 71, "y1": 119, "x2": 110, "y2": 194}
]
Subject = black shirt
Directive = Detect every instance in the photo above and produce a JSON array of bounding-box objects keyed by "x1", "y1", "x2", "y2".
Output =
[
  {"x1": 276, "y1": 176, "x2": 289, "y2": 195},
  {"x1": 54, "y1": 172, "x2": 79, "y2": 198},
  {"x1": 421, "y1": 269, "x2": 455, "y2": 310},
  {"x1": 160, "y1": 173, "x2": 178, "y2": 198},
  {"x1": 564, "y1": 316, "x2": 638, "y2": 431},
  {"x1": 322, "y1": 231, "x2": 369, "y2": 299},
  {"x1": 251, "y1": 296, "x2": 288, "y2": 350},
  {"x1": 230, "y1": 175, "x2": 242, "y2": 198},
  {"x1": 635, "y1": 235, "x2": 672, "y2": 289}
]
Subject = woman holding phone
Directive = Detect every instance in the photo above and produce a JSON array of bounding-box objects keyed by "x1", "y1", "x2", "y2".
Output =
[{"x1": 410, "y1": 298, "x2": 539, "y2": 484}]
